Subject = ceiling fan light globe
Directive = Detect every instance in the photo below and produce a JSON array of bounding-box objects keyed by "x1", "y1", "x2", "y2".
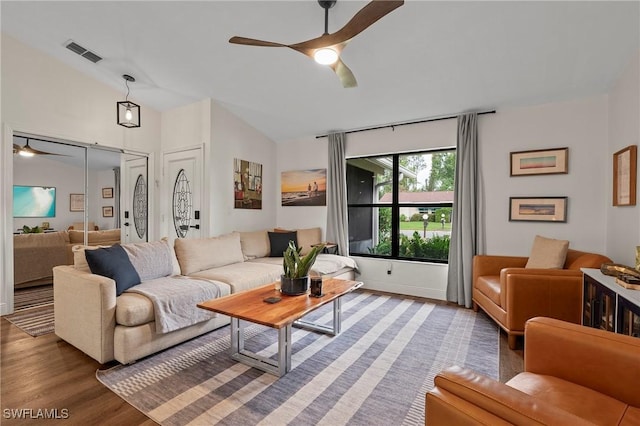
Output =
[
  {"x1": 19, "y1": 149, "x2": 35, "y2": 157},
  {"x1": 314, "y1": 48, "x2": 338, "y2": 65}
]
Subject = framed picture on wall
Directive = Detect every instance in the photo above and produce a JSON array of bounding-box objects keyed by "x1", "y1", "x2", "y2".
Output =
[
  {"x1": 509, "y1": 197, "x2": 568, "y2": 222},
  {"x1": 510, "y1": 147, "x2": 568, "y2": 176},
  {"x1": 102, "y1": 206, "x2": 114, "y2": 217},
  {"x1": 102, "y1": 187, "x2": 114, "y2": 198},
  {"x1": 69, "y1": 193, "x2": 84, "y2": 212},
  {"x1": 613, "y1": 145, "x2": 637, "y2": 206}
]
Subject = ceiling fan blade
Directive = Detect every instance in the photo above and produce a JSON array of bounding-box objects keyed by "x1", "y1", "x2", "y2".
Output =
[
  {"x1": 28, "y1": 147, "x2": 67, "y2": 156},
  {"x1": 290, "y1": 0, "x2": 404, "y2": 50},
  {"x1": 229, "y1": 36, "x2": 287, "y2": 48},
  {"x1": 14, "y1": 142, "x2": 67, "y2": 156},
  {"x1": 330, "y1": 58, "x2": 358, "y2": 88}
]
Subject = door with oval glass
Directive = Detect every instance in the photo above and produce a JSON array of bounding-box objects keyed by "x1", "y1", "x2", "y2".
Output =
[
  {"x1": 162, "y1": 147, "x2": 203, "y2": 243},
  {"x1": 121, "y1": 154, "x2": 149, "y2": 243}
]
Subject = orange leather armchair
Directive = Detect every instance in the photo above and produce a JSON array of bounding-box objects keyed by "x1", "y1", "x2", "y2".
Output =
[
  {"x1": 426, "y1": 317, "x2": 640, "y2": 425},
  {"x1": 472, "y1": 249, "x2": 611, "y2": 349}
]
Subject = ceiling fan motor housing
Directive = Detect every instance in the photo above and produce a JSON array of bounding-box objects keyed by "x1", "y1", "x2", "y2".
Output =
[{"x1": 318, "y1": 1, "x2": 337, "y2": 10}]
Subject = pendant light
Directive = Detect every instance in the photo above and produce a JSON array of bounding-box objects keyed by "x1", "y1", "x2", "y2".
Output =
[{"x1": 117, "y1": 74, "x2": 140, "y2": 128}]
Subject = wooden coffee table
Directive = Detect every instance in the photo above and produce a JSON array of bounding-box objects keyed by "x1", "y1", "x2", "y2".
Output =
[{"x1": 197, "y1": 278, "x2": 363, "y2": 376}]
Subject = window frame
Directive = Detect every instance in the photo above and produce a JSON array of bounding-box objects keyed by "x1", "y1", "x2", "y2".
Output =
[{"x1": 346, "y1": 149, "x2": 454, "y2": 264}]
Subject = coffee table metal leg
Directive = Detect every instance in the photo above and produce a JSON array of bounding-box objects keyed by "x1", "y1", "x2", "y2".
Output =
[
  {"x1": 229, "y1": 318, "x2": 291, "y2": 377},
  {"x1": 278, "y1": 325, "x2": 292, "y2": 376},
  {"x1": 293, "y1": 297, "x2": 342, "y2": 336}
]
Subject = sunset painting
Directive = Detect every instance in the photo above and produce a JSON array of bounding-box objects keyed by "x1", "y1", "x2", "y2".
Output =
[{"x1": 281, "y1": 169, "x2": 327, "y2": 206}]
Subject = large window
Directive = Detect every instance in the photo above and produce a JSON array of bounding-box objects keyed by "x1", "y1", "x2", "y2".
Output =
[{"x1": 346, "y1": 149, "x2": 455, "y2": 263}]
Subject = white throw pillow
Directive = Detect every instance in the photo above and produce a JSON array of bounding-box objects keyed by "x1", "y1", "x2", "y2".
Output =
[{"x1": 525, "y1": 235, "x2": 569, "y2": 269}]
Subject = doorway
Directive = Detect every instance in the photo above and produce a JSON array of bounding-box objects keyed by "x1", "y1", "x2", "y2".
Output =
[{"x1": 7, "y1": 133, "x2": 149, "y2": 314}]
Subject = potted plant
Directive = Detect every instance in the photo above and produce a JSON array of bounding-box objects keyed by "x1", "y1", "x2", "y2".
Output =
[{"x1": 281, "y1": 240, "x2": 324, "y2": 295}]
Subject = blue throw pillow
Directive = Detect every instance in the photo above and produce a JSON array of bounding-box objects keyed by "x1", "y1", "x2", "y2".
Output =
[
  {"x1": 85, "y1": 244, "x2": 141, "y2": 296},
  {"x1": 268, "y1": 231, "x2": 297, "y2": 257}
]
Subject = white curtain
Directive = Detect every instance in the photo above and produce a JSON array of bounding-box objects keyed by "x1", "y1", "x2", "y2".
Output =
[
  {"x1": 326, "y1": 132, "x2": 349, "y2": 255},
  {"x1": 446, "y1": 113, "x2": 484, "y2": 307}
]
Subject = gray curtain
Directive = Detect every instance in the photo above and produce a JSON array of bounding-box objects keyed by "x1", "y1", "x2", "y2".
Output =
[
  {"x1": 326, "y1": 132, "x2": 349, "y2": 256},
  {"x1": 113, "y1": 167, "x2": 121, "y2": 229},
  {"x1": 446, "y1": 113, "x2": 484, "y2": 308}
]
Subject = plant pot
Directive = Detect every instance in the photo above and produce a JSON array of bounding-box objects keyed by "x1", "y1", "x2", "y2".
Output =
[{"x1": 280, "y1": 275, "x2": 309, "y2": 296}]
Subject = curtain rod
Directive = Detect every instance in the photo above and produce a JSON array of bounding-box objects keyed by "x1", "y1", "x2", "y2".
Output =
[{"x1": 315, "y1": 110, "x2": 496, "y2": 139}]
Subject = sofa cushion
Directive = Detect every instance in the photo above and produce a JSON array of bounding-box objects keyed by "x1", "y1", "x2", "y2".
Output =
[
  {"x1": 273, "y1": 227, "x2": 322, "y2": 255},
  {"x1": 122, "y1": 239, "x2": 177, "y2": 281},
  {"x1": 507, "y1": 372, "x2": 629, "y2": 426},
  {"x1": 116, "y1": 292, "x2": 155, "y2": 326},
  {"x1": 474, "y1": 275, "x2": 502, "y2": 307},
  {"x1": 190, "y1": 262, "x2": 283, "y2": 293},
  {"x1": 268, "y1": 231, "x2": 297, "y2": 257},
  {"x1": 525, "y1": 235, "x2": 569, "y2": 269},
  {"x1": 72, "y1": 245, "x2": 107, "y2": 272},
  {"x1": 174, "y1": 232, "x2": 244, "y2": 275},
  {"x1": 296, "y1": 227, "x2": 322, "y2": 255},
  {"x1": 239, "y1": 230, "x2": 270, "y2": 260},
  {"x1": 85, "y1": 244, "x2": 141, "y2": 296}
]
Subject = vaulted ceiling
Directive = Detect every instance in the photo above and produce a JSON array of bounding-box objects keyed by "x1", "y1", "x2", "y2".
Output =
[{"x1": 2, "y1": 1, "x2": 638, "y2": 141}]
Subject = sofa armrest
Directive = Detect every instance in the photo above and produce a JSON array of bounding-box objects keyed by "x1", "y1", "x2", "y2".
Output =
[
  {"x1": 525, "y1": 317, "x2": 640, "y2": 407},
  {"x1": 473, "y1": 255, "x2": 528, "y2": 286},
  {"x1": 499, "y1": 268, "x2": 583, "y2": 328},
  {"x1": 426, "y1": 366, "x2": 594, "y2": 425},
  {"x1": 53, "y1": 265, "x2": 117, "y2": 364}
]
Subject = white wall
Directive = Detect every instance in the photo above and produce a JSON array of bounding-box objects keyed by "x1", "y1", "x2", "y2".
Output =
[
  {"x1": 210, "y1": 102, "x2": 277, "y2": 235},
  {"x1": 277, "y1": 118, "x2": 457, "y2": 300},
  {"x1": 277, "y1": 101, "x2": 614, "y2": 300},
  {"x1": 89, "y1": 169, "x2": 117, "y2": 230},
  {"x1": 607, "y1": 51, "x2": 640, "y2": 266},
  {"x1": 481, "y1": 95, "x2": 609, "y2": 256},
  {"x1": 13, "y1": 155, "x2": 84, "y2": 230},
  {"x1": 1, "y1": 35, "x2": 161, "y2": 314},
  {"x1": 276, "y1": 137, "x2": 329, "y2": 232},
  {"x1": 160, "y1": 99, "x2": 277, "y2": 238}
]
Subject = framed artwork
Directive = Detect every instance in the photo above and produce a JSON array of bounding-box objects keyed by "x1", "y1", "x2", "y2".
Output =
[
  {"x1": 102, "y1": 187, "x2": 114, "y2": 198},
  {"x1": 613, "y1": 145, "x2": 637, "y2": 206},
  {"x1": 102, "y1": 206, "x2": 114, "y2": 217},
  {"x1": 509, "y1": 197, "x2": 568, "y2": 222},
  {"x1": 281, "y1": 169, "x2": 327, "y2": 206},
  {"x1": 69, "y1": 193, "x2": 84, "y2": 212},
  {"x1": 510, "y1": 147, "x2": 568, "y2": 176},
  {"x1": 233, "y1": 158, "x2": 262, "y2": 209}
]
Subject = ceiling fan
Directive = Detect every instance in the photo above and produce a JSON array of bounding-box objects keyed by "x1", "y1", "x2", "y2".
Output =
[
  {"x1": 13, "y1": 138, "x2": 66, "y2": 157},
  {"x1": 229, "y1": 0, "x2": 404, "y2": 88}
]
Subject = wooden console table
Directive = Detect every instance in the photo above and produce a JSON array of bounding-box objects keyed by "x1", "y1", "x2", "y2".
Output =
[{"x1": 582, "y1": 268, "x2": 640, "y2": 337}]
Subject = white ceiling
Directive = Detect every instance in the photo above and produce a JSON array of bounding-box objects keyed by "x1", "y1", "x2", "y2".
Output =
[{"x1": 2, "y1": 1, "x2": 639, "y2": 142}]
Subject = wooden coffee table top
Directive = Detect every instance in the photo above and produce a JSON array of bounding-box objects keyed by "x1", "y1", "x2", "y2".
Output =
[{"x1": 197, "y1": 278, "x2": 363, "y2": 329}]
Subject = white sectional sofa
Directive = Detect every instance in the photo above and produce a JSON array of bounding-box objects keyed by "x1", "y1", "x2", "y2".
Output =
[{"x1": 53, "y1": 227, "x2": 357, "y2": 364}]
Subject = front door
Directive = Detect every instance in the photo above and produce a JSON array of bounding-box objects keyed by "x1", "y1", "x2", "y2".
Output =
[
  {"x1": 121, "y1": 155, "x2": 149, "y2": 243},
  {"x1": 162, "y1": 147, "x2": 203, "y2": 243}
]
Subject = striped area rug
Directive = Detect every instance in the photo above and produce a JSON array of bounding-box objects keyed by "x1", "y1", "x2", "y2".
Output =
[
  {"x1": 3, "y1": 284, "x2": 54, "y2": 337},
  {"x1": 97, "y1": 291, "x2": 498, "y2": 425}
]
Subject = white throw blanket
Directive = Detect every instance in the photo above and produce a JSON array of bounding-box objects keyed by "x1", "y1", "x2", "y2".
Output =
[
  {"x1": 312, "y1": 254, "x2": 359, "y2": 275},
  {"x1": 126, "y1": 276, "x2": 223, "y2": 334}
]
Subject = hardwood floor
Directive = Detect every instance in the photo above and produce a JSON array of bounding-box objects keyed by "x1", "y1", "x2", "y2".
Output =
[
  {"x1": 1, "y1": 318, "x2": 156, "y2": 425},
  {"x1": 1, "y1": 293, "x2": 523, "y2": 425}
]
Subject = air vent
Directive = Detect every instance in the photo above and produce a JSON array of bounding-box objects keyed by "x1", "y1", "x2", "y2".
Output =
[
  {"x1": 81, "y1": 51, "x2": 103, "y2": 63},
  {"x1": 64, "y1": 40, "x2": 102, "y2": 63}
]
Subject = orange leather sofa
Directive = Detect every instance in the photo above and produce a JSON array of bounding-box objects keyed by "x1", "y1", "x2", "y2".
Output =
[
  {"x1": 426, "y1": 317, "x2": 640, "y2": 425},
  {"x1": 472, "y1": 249, "x2": 611, "y2": 349}
]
